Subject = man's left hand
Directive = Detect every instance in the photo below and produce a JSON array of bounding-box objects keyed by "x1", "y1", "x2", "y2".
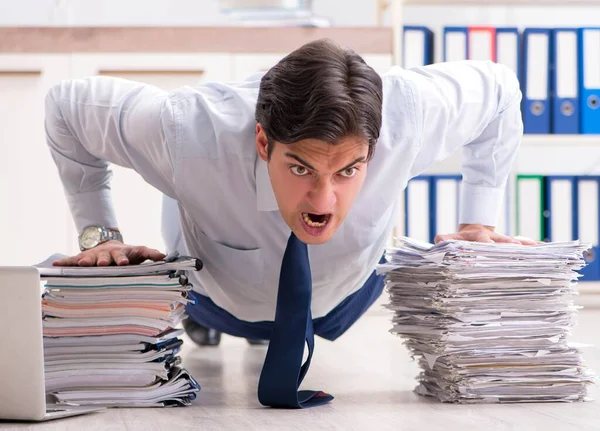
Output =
[{"x1": 434, "y1": 224, "x2": 538, "y2": 246}]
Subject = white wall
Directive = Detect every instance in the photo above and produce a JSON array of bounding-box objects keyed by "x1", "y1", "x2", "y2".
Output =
[
  {"x1": 2, "y1": 1, "x2": 600, "y2": 30},
  {"x1": 0, "y1": 0, "x2": 379, "y2": 26}
]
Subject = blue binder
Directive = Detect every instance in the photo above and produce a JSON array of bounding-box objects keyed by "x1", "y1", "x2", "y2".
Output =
[
  {"x1": 405, "y1": 174, "x2": 462, "y2": 244},
  {"x1": 578, "y1": 28, "x2": 600, "y2": 134},
  {"x1": 522, "y1": 28, "x2": 553, "y2": 134},
  {"x1": 403, "y1": 26, "x2": 434, "y2": 68},
  {"x1": 552, "y1": 28, "x2": 580, "y2": 134},
  {"x1": 495, "y1": 27, "x2": 521, "y2": 81},
  {"x1": 443, "y1": 27, "x2": 468, "y2": 62},
  {"x1": 404, "y1": 175, "x2": 433, "y2": 243},
  {"x1": 431, "y1": 175, "x2": 462, "y2": 242},
  {"x1": 543, "y1": 176, "x2": 576, "y2": 243},
  {"x1": 574, "y1": 176, "x2": 600, "y2": 281},
  {"x1": 516, "y1": 175, "x2": 546, "y2": 242}
]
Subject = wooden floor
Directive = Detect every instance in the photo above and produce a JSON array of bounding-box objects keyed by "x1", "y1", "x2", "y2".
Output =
[{"x1": 3, "y1": 304, "x2": 599, "y2": 431}]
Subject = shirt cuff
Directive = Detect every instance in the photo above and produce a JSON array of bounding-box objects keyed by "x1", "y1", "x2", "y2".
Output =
[
  {"x1": 66, "y1": 189, "x2": 119, "y2": 233},
  {"x1": 459, "y1": 182, "x2": 505, "y2": 228}
]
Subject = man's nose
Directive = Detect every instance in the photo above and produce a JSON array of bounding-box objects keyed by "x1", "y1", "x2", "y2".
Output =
[{"x1": 307, "y1": 178, "x2": 336, "y2": 213}]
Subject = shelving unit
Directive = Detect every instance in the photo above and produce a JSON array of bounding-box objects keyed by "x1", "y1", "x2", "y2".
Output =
[
  {"x1": 384, "y1": 1, "x2": 600, "y2": 306},
  {"x1": 403, "y1": 0, "x2": 600, "y2": 4},
  {"x1": 386, "y1": 0, "x2": 600, "y2": 64}
]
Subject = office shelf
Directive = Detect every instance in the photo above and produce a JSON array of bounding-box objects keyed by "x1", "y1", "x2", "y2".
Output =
[
  {"x1": 579, "y1": 282, "x2": 600, "y2": 292},
  {"x1": 388, "y1": 1, "x2": 600, "y2": 302},
  {"x1": 576, "y1": 283, "x2": 600, "y2": 308},
  {"x1": 522, "y1": 135, "x2": 600, "y2": 147}
]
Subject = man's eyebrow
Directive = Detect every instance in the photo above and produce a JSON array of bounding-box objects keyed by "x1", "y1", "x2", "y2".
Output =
[
  {"x1": 337, "y1": 157, "x2": 367, "y2": 172},
  {"x1": 285, "y1": 153, "x2": 317, "y2": 171},
  {"x1": 285, "y1": 153, "x2": 367, "y2": 173}
]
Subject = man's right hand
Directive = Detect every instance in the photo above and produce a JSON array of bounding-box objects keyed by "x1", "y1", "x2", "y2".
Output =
[{"x1": 52, "y1": 240, "x2": 166, "y2": 267}]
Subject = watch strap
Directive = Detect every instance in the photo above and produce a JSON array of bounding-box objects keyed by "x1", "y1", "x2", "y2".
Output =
[{"x1": 105, "y1": 229, "x2": 123, "y2": 243}]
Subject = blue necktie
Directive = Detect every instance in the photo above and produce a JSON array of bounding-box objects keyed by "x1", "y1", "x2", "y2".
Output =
[{"x1": 257, "y1": 232, "x2": 334, "y2": 408}]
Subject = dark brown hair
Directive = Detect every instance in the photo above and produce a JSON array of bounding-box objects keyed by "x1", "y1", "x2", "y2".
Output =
[{"x1": 255, "y1": 38, "x2": 383, "y2": 160}]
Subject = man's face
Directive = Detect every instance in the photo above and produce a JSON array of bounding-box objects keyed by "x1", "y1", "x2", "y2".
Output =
[{"x1": 256, "y1": 125, "x2": 369, "y2": 245}]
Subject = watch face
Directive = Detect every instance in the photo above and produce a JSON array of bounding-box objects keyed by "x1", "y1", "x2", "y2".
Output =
[{"x1": 80, "y1": 227, "x2": 102, "y2": 249}]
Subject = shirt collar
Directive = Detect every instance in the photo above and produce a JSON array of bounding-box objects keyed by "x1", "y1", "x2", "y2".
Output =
[{"x1": 255, "y1": 154, "x2": 279, "y2": 212}]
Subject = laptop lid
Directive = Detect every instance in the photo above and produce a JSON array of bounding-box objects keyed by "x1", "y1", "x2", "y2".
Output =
[{"x1": 0, "y1": 266, "x2": 47, "y2": 420}]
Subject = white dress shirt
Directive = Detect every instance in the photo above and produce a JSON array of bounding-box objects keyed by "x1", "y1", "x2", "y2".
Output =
[{"x1": 44, "y1": 60, "x2": 523, "y2": 323}]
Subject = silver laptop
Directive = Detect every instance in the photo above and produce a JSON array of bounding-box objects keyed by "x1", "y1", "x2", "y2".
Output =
[{"x1": 0, "y1": 266, "x2": 105, "y2": 421}]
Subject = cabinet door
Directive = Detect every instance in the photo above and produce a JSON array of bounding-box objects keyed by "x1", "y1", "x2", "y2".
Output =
[
  {"x1": 231, "y1": 53, "x2": 287, "y2": 81},
  {"x1": 0, "y1": 55, "x2": 75, "y2": 265},
  {"x1": 361, "y1": 54, "x2": 394, "y2": 75},
  {"x1": 70, "y1": 53, "x2": 232, "y2": 253},
  {"x1": 232, "y1": 52, "x2": 393, "y2": 82}
]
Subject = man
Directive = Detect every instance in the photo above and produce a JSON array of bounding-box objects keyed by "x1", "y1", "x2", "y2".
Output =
[{"x1": 45, "y1": 38, "x2": 534, "y2": 408}]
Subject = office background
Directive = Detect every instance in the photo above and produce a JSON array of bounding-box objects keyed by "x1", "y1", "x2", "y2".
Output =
[{"x1": 1, "y1": 0, "x2": 600, "y2": 307}]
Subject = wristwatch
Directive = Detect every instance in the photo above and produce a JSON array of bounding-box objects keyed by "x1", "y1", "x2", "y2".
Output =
[{"x1": 78, "y1": 226, "x2": 123, "y2": 251}]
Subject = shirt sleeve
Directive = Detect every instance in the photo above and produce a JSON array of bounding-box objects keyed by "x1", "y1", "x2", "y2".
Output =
[
  {"x1": 44, "y1": 76, "x2": 177, "y2": 233},
  {"x1": 406, "y1": 60, "x2": 523, "y2": 229}
]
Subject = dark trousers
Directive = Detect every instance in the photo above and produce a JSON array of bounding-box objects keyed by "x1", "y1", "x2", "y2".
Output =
[{"x1": 185, "y1": 257, "x2": 386, "y2": 341}]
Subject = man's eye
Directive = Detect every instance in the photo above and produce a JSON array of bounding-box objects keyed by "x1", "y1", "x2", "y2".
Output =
[
  {"x1": 340, "y1": 167, "x2": 358, "y2": 178},
  {"x1": 291, "y1": 165, "x2": 309, "y2": 176}
]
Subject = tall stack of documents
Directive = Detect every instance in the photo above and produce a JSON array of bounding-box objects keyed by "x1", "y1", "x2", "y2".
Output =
[
  {"x1": 379, "y1": 238, "x2": 595, "y2": 403},
  {"x1": 36, "y1": 253, "x2": 202, "y2": 408}
]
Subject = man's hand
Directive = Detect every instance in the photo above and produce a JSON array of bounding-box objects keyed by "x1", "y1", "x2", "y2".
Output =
[
  {"x1": 434, "y1": 224, "x2": 538, "y2": 246},
  {"x1": 52, "y1": 240, "x2": 166, "y2": 267}
]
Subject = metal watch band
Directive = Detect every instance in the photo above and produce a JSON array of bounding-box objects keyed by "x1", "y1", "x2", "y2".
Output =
[{"x1": 106, "y1": 229, "x2": 123, "y2": 243}]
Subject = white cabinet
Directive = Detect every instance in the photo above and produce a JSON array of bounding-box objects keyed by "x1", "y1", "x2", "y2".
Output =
[
  {"x1": 0, "y1": 54, "x2": 74, "y2": 265},
  {"x1": 231, "y1": 53, "x2": 287, "y2": 81},
  {"x1": 70, "y1": 53, "x2": 233, "y2": 85},
  {"x1": 231, "y1": 52, "x2": 394, "y2": 82},
  {"x1": 362, "y1": 54, "x2": 394, "y2": 75}
]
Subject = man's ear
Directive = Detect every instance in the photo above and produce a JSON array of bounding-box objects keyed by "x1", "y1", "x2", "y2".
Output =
[{"x1": 255, "y1": 123, "x2": 269, "y2": 162}]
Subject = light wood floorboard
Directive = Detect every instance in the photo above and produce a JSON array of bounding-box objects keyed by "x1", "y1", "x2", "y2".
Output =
[{"x1": 2, "y1": 306, "x2": 599, "y2": 431}]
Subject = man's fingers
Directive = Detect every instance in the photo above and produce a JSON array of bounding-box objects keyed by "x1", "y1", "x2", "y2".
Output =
[
  {"x1": 96, "y1": 251, "x2": 112, "y2": 266},
  {"x1": 110, "y1": 248, "x2": 130, "y2": 266},
  {"x1": 147, "y1": 247, "x2": 166, "y2": 261},
  {"x1": 436, "y1": 232, "x2": 495, "y2": 244},
  {"x1": 473, "y1": 231, "x2": 495, "y2": 243},
  {"x1": 53, "y1": 253, "x2": 91, "y2": 266},
  {"x1": 434, "y1": 233, "x2": 460, "y2": 243},
  {"x1": 491, "y1": 234, "x2": 521, "y2": 244},
  {"x1": 513, "y1": 236, "x2": 540, "y2": 246},
  {"x1": 52, "y1": 256, "x2": 79, "y2": 266},
  {"x1": 51, "y1": 244, "x2": 166, "y2": 267},
  {"x1": 126, "y1": 246, "x2": 165, "y2": 263},
  {"x1": 77, "y1": 254, "x2": 96, "y2": 266},
  {"x1": 435, "y1": 231, "x2": 542, "y2": 247},
  {"x1": 489, "y1": 234, "x2": 540, "y2": 246},
  {"x1": 519, "y1": 238, "x2": 540, "y2": 246},
  {"x1": 140, "y1": 246, "x2": 166, "y2": 261}
]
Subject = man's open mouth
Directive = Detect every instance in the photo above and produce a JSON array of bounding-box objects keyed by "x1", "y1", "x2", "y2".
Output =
[{"x1": 302, "y1": 212, "x2": 332, "y2": 228}]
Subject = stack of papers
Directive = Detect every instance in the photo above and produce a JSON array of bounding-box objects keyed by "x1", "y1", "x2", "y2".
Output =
[
  {"x1": 36, "y1": 252, "x2": 202, "y2": 407},
  {"x1": 378, "y1": 238, "x2": 596, "y2": 404}
]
